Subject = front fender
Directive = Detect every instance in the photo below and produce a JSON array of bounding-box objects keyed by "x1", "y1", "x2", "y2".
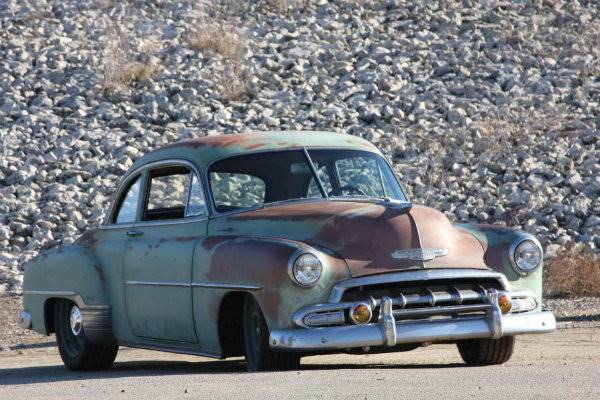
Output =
[
  {"x1": 196, "y1": 236, "x2": 351, "y2": 331},
  {"x1": 23, "y1": 245, "x2": 108, "y2": 335},
  {"x1": 457, "y1": 224, "x2": 543, "y2": 301}
]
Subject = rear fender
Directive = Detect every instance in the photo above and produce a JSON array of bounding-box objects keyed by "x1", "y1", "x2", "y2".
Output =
[{"x1": 22, "y1": 245, "x2": 110, "y2": 337}]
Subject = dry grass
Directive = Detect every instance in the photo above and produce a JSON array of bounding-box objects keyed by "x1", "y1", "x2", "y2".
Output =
[
  {"x1": 100, "y1": 19, "x2": 158, "y2": 93},
  {"x1": 190, "y1": 22, "x2": 247, "y2": 58},
  {"x1": 544, "y1": 246, "x2": 600, "y2": 298},
  {"x1": 218, "y1": 63, "x2": 252, "y2": 102},
  {"x1": 190, "y1": 1, "x2": 252, "y2": 101}
]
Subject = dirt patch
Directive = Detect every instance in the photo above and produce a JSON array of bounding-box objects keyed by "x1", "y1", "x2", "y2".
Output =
[{"x1": 0, "y1": 293, "x2": 51, "y2": 352}]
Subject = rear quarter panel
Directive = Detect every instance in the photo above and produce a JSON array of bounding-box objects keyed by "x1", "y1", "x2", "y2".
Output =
[{"x1": 22, "y1": 245, "x2": 107, "y2": 335}]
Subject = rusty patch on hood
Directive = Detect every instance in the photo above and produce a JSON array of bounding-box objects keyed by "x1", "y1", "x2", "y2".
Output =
[{"x1": 226, "y1": 201, "x2": 486, "y2": 277}]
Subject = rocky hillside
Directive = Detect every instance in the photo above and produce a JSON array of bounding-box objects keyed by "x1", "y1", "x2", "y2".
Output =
[{"x1": 1, "y1": 0, "x2": 598, "y2": 293}]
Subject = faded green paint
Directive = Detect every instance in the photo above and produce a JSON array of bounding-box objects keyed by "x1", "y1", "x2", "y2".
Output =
[
  {"x1": 23, "y1": 245, "x2": 107, "y2": 335},
  {"x1": 457, "y1": 224, "x2": 544, "y2": 304},
  {"x1": 22, "y1": 131, "x2": 546, "y2": 358},
  {"x1": 132, "y1": 131, "x2": 381, "y2": 171}
]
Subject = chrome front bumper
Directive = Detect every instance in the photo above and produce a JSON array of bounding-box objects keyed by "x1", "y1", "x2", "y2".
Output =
[{"x1": 269, "y1": 290, "x2": 556, "y2": 351}]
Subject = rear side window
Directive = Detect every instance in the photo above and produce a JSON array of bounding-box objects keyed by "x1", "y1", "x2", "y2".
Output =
[{"x1": 115, "y1": 176, "x2": 141, "y2": 224}]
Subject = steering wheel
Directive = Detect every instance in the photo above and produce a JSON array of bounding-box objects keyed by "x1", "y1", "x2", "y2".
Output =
[{"x1": 330, "y1": 184, "x2": 366, "y2": 197}]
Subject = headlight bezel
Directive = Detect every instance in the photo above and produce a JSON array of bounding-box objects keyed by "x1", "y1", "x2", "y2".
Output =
[
  {"x1": 287, "y1": 249, "x2": 323, "y2": 288},
  {"x1": 509, "y1": 237, "x2": 543, "y2": 275}
]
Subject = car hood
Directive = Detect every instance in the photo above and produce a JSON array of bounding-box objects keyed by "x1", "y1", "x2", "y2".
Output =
[{"x1": 211, "y1": 200, "x2": 487, "y2": 277}]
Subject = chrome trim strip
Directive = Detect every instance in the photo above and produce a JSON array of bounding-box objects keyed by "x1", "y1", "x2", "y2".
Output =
[
  {"x1": 191, "y1": 282, "x2": 262, "y2": 291},
  {"x1": 328, "y1": 269, "x2": 511, "y2": 303},
  {"x1": 22, "y1": 290, "x2": 111, "y2": 310},
  {"x1": 23, "y1": 290, "x2": 78, "y2": 296},
  {"x1": 126, "y1": 281, "x2": 191, "y2": 288},
  {"x1": 125, "y1": 281, "x2": 261, "y2": 291},
  {"x1": 269, "y1": 311, "x2": 556, "y2": 351}
]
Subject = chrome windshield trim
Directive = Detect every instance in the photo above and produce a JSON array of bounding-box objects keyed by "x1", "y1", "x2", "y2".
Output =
[{"x1": 328, "y1": 269, "x2": 511, "y2": 303}]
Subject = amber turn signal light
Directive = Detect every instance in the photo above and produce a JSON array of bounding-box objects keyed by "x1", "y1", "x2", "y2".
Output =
[
  {"x1": 349, "y1": 303, "x2": 372, "y2": 324},
  {"x1": 498, "y1": 294, "x2": 512, "y2": 314}
]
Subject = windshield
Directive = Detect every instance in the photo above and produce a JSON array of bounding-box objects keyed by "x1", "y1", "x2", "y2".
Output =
[{"x1": 208, "y1": 149, "x2": 407, "y2": 213}]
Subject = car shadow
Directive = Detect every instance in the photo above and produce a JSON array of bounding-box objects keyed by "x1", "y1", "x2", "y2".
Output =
[{"x1": 0, "y1": 358, "x2": 466, "y2": 385}]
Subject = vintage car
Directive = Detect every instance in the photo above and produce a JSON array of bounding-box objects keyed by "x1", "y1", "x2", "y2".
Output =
[{"x1": 20, "y1": 131, "x2": 556, "y2": 372}]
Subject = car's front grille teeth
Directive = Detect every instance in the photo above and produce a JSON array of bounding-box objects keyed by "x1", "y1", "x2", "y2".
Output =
[{"x1": 341, "y1": 279, "x2": 501, "y2": 321}]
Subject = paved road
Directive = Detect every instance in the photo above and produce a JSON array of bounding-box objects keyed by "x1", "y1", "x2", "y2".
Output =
[{"x1": 1, "y1": 326, "x2": 598, "y2": 399}]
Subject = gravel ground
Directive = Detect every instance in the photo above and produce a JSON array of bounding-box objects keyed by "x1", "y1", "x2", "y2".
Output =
[
  {"x1": 1, "y1": 0, "x2": 599, "y2": 293},
  {"x1": 1, "y1": 326, "x2": 599, "y2": 400}
]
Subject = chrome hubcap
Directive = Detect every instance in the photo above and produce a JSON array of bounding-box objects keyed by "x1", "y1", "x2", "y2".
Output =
[{"x1": 69, "y1": 306, "x2": 82, "y2": 336}]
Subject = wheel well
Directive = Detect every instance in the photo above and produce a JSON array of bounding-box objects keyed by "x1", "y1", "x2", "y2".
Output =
[
  {"x1": 44, "y1": 298, "x2": 58, "y2": 334},
  {"x1": 44, "y1": 297, "x2": 75, "y2": 335},
  {"x1": 218, "y1": 291, "x2": 248, "y2": 357}
]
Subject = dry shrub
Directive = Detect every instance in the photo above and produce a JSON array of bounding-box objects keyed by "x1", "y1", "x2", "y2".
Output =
[
  {"x1": 100, "y1": 19, "x2": 158, "y2": 92},
  {"x1": 190, "y1": 1, "x2": 252, "y2": 101},
  {"x1": 190, "y1": 22, "x2": 247, "y2": 58},
  {"x1": 218, "y1": 63, "x2": 252, "y2": 102},
  {"x1": 544, "y1": 246, "x2": 600, "y2": 298}
]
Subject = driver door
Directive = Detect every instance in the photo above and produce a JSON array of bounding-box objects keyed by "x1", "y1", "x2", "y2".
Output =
[{"x1": 123, "y1": 162, "x2": 208, "y2": 343}]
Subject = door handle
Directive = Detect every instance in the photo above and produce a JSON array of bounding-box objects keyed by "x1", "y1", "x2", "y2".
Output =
[{"x1": 126, "y1": 230, "x2": 143, "y2": 237}]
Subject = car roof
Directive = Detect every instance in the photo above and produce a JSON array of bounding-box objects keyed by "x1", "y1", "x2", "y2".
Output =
[{"x1": 130, "y1": 131, "x2": 381, "y2": 170}]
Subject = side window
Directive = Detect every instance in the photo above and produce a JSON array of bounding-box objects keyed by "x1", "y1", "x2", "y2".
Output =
[
  {"x1": 210, "y1": 172, "x2": 265, "y2": 212},
  {"x1": 115, "y1": 176, "x2": 141, "y2": 224},
  {"x1": 143, "y1": 166, "x2": 201, "y2": 221}
]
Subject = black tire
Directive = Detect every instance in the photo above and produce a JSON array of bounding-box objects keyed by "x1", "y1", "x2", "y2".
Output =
[
  {"x1": 242, "y1": 295, "x2": 300, "y2": 372},
  {"x1": 457, "y1": 336, "x2": 515, "y2": 366},
  {"x1": 55, "y1": 300, "x2": 118, "y2": 371}
]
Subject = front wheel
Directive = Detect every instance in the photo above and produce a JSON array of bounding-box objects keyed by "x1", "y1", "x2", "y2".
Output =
[
  {"x1": 242, "y1": 296, "x2": 300, "y2": 372},
  {"x1": 55, "y1": 300, "x2": 119, "y2": 371},
  {"x1": 457, "y1": 336, "x2": 515, "y2": 366}
]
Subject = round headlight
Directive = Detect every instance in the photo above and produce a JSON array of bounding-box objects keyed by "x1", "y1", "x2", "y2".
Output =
[
  {"x1": 512, "y1": 240, "x2": 543, "y2": 274},
  {"x1": 289, "y1": 252, "x2": 322, "y2": 287}
]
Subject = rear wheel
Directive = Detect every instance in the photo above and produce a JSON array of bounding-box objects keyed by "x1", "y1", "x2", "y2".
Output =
[
  {"x1": 55, "y1": 300, "x2": 118, "y2": 371},
  {"x1": 457, "y1": 336, "x2": 515, "y2": 366},
  {"x1": 242, "y1": 295, "x2": 300, "y2": 372}
]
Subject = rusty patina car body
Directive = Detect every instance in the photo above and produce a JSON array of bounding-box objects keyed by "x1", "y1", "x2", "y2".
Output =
[{"x1": 20, "y1": 131, "x2": 555, "y2": 371}]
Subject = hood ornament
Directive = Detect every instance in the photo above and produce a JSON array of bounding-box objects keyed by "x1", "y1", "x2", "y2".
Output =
[{"x1": 390, "y1": 248, "x2": 448, "y2": 262}]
